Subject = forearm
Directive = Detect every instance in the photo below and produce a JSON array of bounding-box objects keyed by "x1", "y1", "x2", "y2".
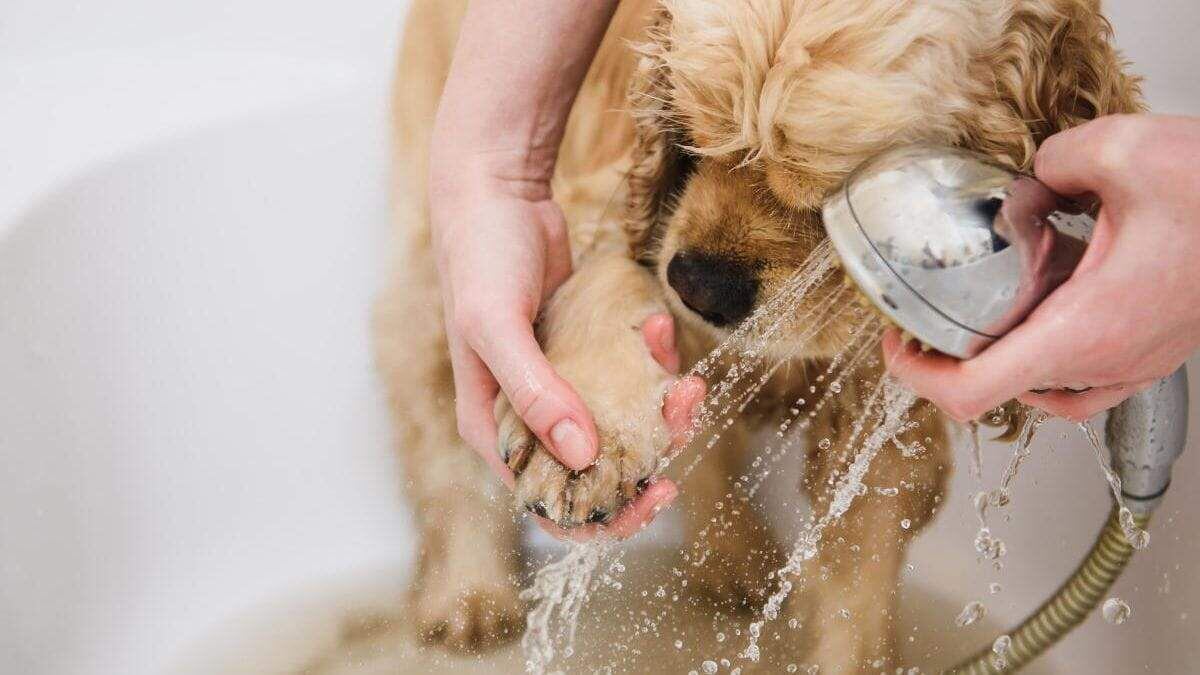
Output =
[{"x1": 431, "y1": 0, "x2": 619, "y2": 193}]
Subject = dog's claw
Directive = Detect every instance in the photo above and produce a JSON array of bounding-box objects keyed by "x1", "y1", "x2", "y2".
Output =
[{"x1": 495, "y1": 397, "x2": 535, "y2": 475}]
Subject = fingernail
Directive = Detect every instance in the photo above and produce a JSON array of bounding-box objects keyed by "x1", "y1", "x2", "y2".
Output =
[{"x1": 550, "y1": 419, "x2": 594, "y2": 469}]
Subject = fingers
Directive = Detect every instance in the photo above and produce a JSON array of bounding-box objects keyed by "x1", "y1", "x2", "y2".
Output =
[
  {"x1": 881, "y1": 330, "x2": 1015, "y2": 422},
  {"x1": 466, "y1": 315, "x2": 598, "y2": 471},
  {"x1": 1017, "y1": 381, "x2": 1151, "y2": 422},
  {"x1": 664, "y1": 376, "x2": 706, "y2": 450},
  {"x1": 1034, "y1": 115, "x2": 1140, "y2": 199},
  {"x1": 534, "y1": 479, "x2": 680, "y2": 543},
  {"x1": 446, "y1": 330, "x2": 516, "y2": 486},
  {"x1": 533, "y1": 374, "x2": 704, "y2": 544},
  {"x1": 642, "y1": 313, "x2": 680, "y2": 374},
  {"x1": 600, "y1": 479, "x2": 679, "y2": 539},
  {"x1": 882, "y1": 320, "x2": 1061, "y2": 422},
  {"x1": 883, "y1": 325, "x2": 1150, "y2": 422}
]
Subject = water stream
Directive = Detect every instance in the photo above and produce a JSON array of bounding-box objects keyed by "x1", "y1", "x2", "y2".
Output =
[{"x1": 516, "y1": 240, "x2": 1149, "y2": 673}]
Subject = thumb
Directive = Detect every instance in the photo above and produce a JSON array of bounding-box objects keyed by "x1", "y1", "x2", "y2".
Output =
[
  {"x1": 468, "y1": 315, "x2": 599, "y2": 471},
  {"x1": 1034, "y1": 115, "x2": 1139, "y2": 200}
]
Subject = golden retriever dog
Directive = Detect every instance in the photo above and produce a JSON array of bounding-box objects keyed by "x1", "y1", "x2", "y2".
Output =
[{"x1": 374, "y1": 0, "x2": 1140, "y2": 670}]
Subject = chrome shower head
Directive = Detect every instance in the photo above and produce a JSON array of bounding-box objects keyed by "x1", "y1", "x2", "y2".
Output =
[
  {"x1": 822, "y1": 144, "x2": 1091, "y2": 358},
  {"x1": 823, "y1": 144, "x2": 1189, "y2": 512}
]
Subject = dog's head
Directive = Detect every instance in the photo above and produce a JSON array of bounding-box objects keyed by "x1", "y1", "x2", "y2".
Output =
[{"x1": 624, "y1": 0, "x2": 1141, "y2": 358}]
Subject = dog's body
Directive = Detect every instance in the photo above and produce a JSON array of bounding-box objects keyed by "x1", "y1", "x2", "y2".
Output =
[{"x1": 374, "y1": 1, "x2": 1140, "y2": 670}]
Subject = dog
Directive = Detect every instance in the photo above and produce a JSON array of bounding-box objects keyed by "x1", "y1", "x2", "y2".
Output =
[{"x1": 373, "y1": 0, "x2": 1140, "y2": 670}]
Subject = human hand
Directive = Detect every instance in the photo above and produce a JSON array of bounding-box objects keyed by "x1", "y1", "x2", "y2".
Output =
[
  {"x1": 884, "y1": 114, "x2": 1200, "y2": 422},
  {"x1": 427, "y1": 0, "x2": 620, "y2": 479},
  {"x1": 530, "y1": 314, "x2": 705, "y2": 542},
  {"x1": 430, "y1": 169, "x2": 598, "y2": 480},
  {"x1": 430, "y1": 183, "x2": 705, "y2": 535}
]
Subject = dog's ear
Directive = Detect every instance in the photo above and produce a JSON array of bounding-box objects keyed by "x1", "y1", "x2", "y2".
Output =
[
  {"x1": 625, "y1": 6, "x2": 695, "y2": 265},
  {"x1": 967, "y1": 0, "x2": 1144, "y2": 170}
]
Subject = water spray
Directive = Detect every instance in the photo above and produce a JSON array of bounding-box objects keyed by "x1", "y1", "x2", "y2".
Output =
[{"x1": 822, "y1": 145, "x2": 1189, "y2": 672}]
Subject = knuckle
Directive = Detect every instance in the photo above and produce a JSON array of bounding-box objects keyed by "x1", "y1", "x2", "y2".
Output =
[{"x1": 508, "y1": 382, "x2": 549, "y2": 422}]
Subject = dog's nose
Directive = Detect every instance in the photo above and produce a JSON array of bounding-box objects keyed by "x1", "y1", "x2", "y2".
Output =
[{"x1": 667, "y1": 251, "x2": 758, "y2": 327}]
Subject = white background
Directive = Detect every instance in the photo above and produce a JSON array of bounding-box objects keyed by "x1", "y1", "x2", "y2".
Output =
[{"x1": 0, "y1": 0, "x2": 1198, "y2": 673}]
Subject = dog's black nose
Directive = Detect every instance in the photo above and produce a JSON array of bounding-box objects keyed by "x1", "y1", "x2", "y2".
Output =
[{"x1": 667, "y1": 251, "x2": 758, "y2": 327}]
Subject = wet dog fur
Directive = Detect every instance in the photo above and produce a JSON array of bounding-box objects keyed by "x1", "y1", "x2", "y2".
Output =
[{"x1": 373, "y1": 0, "x2": 1140, "y2": 670}]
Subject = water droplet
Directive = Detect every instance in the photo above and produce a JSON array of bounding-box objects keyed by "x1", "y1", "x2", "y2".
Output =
[
  {"x1": 989, "y1": 488, "x2": 1010, "y2": 508},
  {"x1": 788, "y1": 617, "x2": 800, "y2": 629},
  {"x1": 674, "y1": 640, "x2": 683, "y2": 649},
  {"x1": 716, "y1": 632, "x2": 726, "y2": 642},
  {"x1": 786, "y1": 666, "x2": 798, "y2": 674},
  {"x1": 1103, "y1": 597, "x2": 1132, "y2": 625},
  {"x1": 702, "y1": 660, "x2": 719, "y2": 674},
  {"x1": 990, "y1": 582, "x2": 1003, "y2": 594},
  {"x1": 901, "y1": 518, "x2": 912, "y2": 530},
  {"x1": 956, "y1": 600, "x2": 986, "y2": 627},
  {"x1": 818, "y1": 438, "x2": 832, "y2": 450},
  {"x1": 993, "y1": 634, "x2": 1012, "y2": 654},
  {"x1": 830, "y1": 381, "x2": 843, "y2": 394},
  {"x1": 838, "y1": 608, "x2": 851, "y2": 619}
]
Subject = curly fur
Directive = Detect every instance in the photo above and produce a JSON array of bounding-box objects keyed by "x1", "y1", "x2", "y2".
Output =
[{"x1": 378, "y1": 0, "x2": 1141, "y2": 668}]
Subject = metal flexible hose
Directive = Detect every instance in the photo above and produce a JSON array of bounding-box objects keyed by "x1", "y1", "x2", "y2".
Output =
[{"x1": 949, "y1": 507, "x2": 1150, "y2": 673}]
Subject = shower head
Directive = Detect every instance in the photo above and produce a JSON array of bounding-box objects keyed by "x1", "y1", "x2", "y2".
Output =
[
  {"x1": 822, "y1": 144, "x2": 1090, "y2": 359},
  {"x1": 824, "y1": 143, "x2": 1190, "y2": 671},
  {"x1": 823, "y1": 143, "x2": 1189, "y2": 510}
]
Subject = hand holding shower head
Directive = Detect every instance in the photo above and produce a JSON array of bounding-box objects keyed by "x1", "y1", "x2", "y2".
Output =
[
  {"x1": 822, "y1": 144, "x2": 1190, "y2": 671},
  {"x1": 820, "y1": 143, "x2": 1187, "y2": 502},
  {"x1": 822, "y1": 144, "x2": 1090, "y2": 359}
]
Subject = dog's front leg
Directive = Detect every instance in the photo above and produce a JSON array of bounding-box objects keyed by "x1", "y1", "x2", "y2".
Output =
[
  {"x1": 792, "y1": 378, "x2": 950, "y2": 674},
  {"x1": 496, "y1": 251, "x2": 678, "y2": 528}
]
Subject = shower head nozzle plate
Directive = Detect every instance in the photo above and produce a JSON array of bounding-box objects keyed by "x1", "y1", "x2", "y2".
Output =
[{"x1": 822, "y1": 145, "x2": 1091, "y2": 359}]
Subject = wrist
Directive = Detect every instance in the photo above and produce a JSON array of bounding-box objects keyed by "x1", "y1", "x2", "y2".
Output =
[{"x1": 430, "y1": 139, "x2": 557, "y2": 204}]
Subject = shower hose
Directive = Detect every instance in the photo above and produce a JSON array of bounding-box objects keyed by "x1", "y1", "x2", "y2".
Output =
[{"x1": 949, "y1": 506, "x2": 1150, "y2": 673}]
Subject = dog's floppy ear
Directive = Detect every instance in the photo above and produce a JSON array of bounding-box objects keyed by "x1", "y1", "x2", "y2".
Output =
[
  {"x1": 624, "y1": 6, "x2": 695, "y2": 265},
  {"x1": 968, "y1": 0, "x2": 1144, "y2": 170}
]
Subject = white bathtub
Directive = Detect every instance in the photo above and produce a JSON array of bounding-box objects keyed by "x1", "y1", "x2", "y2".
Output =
[{"x1": 1, "y1": 1, "x2": 1198, "y2": 673}]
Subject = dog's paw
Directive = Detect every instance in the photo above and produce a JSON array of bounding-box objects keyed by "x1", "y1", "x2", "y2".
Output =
[
  {"x1": 496, "y1": 396, "x2": 664, "y2": 528},
  {"x1": 411, "y1": 568, "x2": 524, "y2": 652}
]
